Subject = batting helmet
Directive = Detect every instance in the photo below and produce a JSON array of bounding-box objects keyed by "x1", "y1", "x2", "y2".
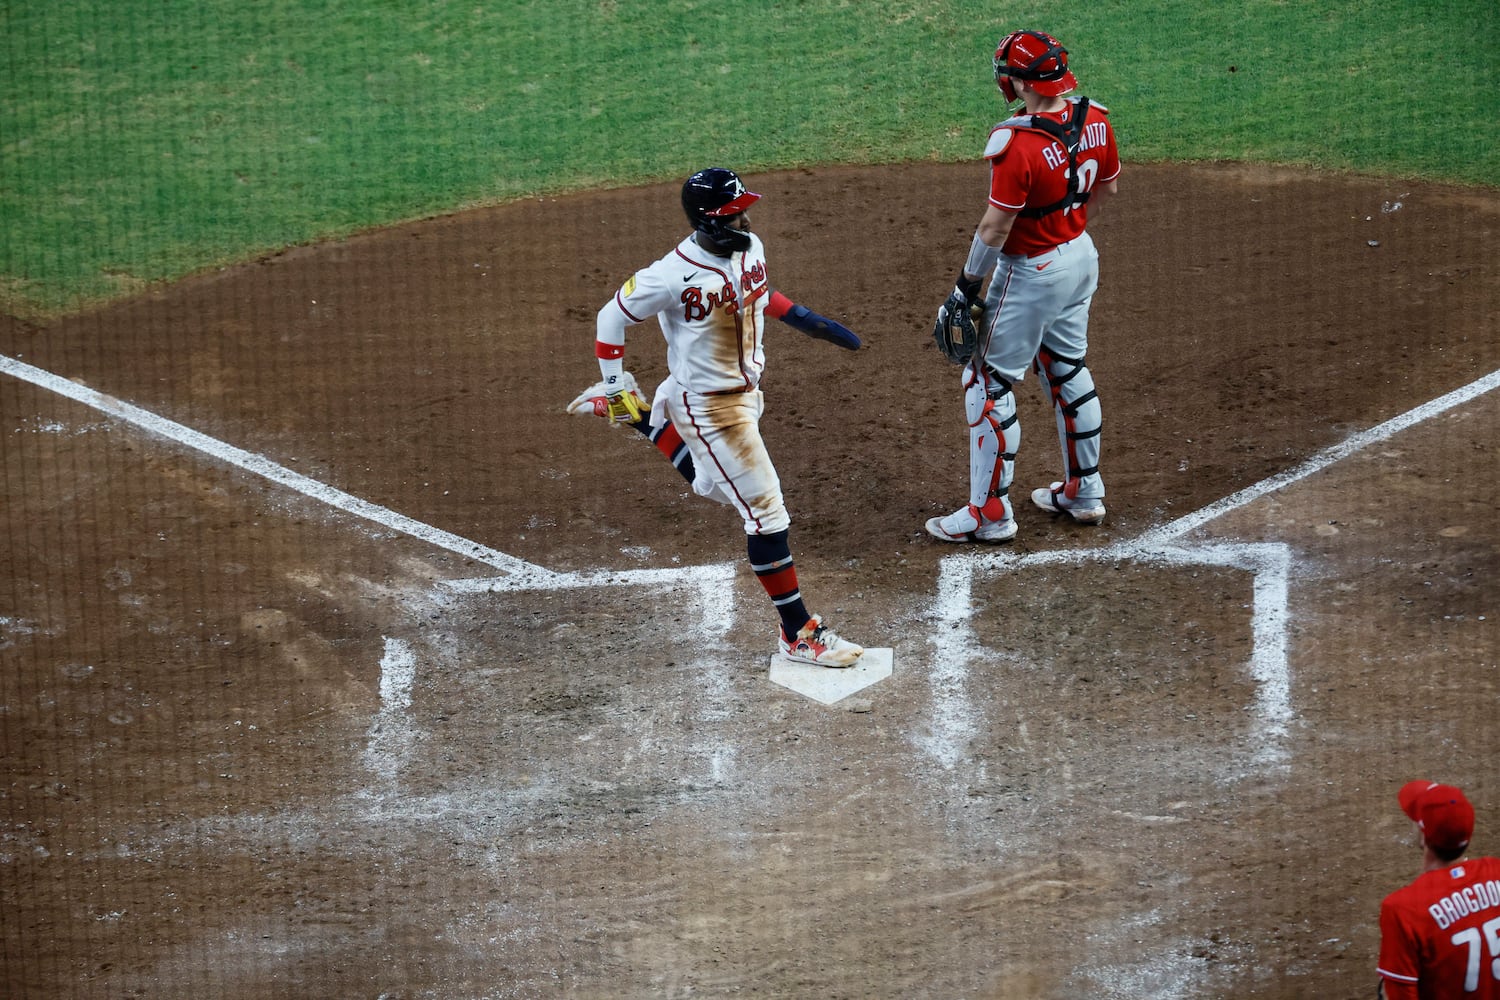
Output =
[
  {"x1": 682, "y1": 167, "x2": 760, "y2": 253},
  {"x1": 993, "y1": 30, "x2": 1077, "y2": 103}
]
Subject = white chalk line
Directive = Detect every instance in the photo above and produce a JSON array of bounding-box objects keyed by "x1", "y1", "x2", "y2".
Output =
[
  {"x1": 2, "y1": 352, "x2": 740, "y2": 750},
  {"x1": 923, "y1": 367, "x2": 1500, "y2": 768},
  {"x1": 444, "y1": 563, "x2": 739, "y2": 639},
  {"x1": 10, "y1": 350, "x2": 1495, "y2": 763},
  {"x1": 1135, "y1": 367, "x2": 1500, "y2": 550},
  {"x1": 0, "y1": 353, "x2": 548, "y2": 580},
  {"x1": 362, "y1": 636, "x2": 417, "y2": 781},
  {"x1": 2, "y1": 353, "x2": 739, "y2": 610}
]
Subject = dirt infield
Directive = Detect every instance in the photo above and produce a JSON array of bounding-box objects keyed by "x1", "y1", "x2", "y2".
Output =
[{"x1": 3, "y1": 162, "x2": 1498, "y2": 998}]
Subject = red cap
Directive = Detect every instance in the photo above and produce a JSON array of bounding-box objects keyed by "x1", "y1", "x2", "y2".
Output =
[{"x1": 1400, "y1": 780, "x2": 1475, "y2": 852}]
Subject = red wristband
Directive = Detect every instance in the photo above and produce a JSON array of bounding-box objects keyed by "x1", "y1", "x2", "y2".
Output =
[{"x1": 766, "y1": 291, "x2": 793, "y2": 319}]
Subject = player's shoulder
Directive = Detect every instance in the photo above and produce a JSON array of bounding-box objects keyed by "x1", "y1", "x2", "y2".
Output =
[
  {"x1": 1467, "y1": 855, "x2": 1500, "y2": 877},
  {"x1": 1379, "y1": 877, "x2": 1435, "y2": 923},
  {"x1": 646, "y1": 236, "x2": 702, "y2": 273},
  {"x1": 1072, "y1": 95, "x2": 1109, "y2": 115},
  {"x1": 984, "y1": 115, "x2": 1037, "y2": 159},
  {"x1": 618, "y1": 238, "x2": 690, "y2": 292}
]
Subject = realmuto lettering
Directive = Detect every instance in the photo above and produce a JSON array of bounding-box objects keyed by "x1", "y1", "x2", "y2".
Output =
[
  {"x1": 1041, "y1": 121, "x2": 1111, "y2": 171},
  {"x1": 1428, "y1": 877, "x2": 1500, "y2": 929},
  {"x1": 1079, "y1": 120, "x2": 1109, "y2": 152}
]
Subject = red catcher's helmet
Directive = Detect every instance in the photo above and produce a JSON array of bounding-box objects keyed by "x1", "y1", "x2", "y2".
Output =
[
  {"x1": 682, "y1": 167, "x2": 761, "y2": 252},
  {"x1": 993, "y1": 30, "x2": 1077, "y2": 103}
]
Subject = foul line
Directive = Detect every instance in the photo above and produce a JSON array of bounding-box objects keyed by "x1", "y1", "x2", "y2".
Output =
[
  {"x1": 923, "y1": 367, "x2": 1500, "y2": 768},
  {"x1": 2, "y1": 354, "x2": 552, "y2": 579},
  {"x1": 1135, "y1": 367, "x2": 1500, "y2": 549},
  {"x1": 9, "y1": 351, "x2": 1496, "y2": 759},
  {"x1": 1, "y1": 354, "x2": 740, "y2": 625}
]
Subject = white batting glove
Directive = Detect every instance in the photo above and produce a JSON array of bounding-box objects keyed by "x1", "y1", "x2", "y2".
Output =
[{"x1": 567, "y1": 371, "x2": 648, "y2": 424}]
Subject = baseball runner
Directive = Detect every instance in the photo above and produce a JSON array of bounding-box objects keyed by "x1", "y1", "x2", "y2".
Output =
[
  {"x1": 569, "y1": 167, "x2": 867, "y2": 667},
  {"x1": 927, "y1": 30, "x2": 1121, "y2": 543},
  {"x1": 1378, "y1": 780, "x2": 1500, "y2": 999}
]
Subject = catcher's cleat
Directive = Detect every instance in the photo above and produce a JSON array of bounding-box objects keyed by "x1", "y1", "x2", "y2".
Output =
[
  {"x1": 925, "y1": 505, "x2": 1018, "y2": 543},
  {"x1": 778, "y1": 614, "x2": 864, "y2": 668},
  {"x1": 1031, "y1": 482, "x2": 1106, "y2": 524}
]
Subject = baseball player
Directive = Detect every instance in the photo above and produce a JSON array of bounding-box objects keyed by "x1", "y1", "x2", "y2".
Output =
[
  {"x1": 570, "y1": 167, "x2": 866, "y2": 667},
  {"x1": 1378, "y1": 780, "x2": 1500, "y2": 998},
  {"x1": 926, "y1": 30, "x2": 1120, "y2": 543}
]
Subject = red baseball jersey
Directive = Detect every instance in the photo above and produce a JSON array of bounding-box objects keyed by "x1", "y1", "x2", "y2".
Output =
[
  {"x1": 984, "y1": 98, "x2": 1120, "y2": 258},
  {"x1": 1378, "y1": 856, "x2": 1500, "y2": 998}
]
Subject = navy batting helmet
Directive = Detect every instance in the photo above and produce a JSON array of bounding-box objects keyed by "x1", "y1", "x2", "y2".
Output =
[{"x1": 682, "y1": 167, "x2": 760, "y2": 252}]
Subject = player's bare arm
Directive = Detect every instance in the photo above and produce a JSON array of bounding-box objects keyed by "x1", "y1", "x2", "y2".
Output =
[
  {"x1": 927, "y1": 29, "x2": 1118, "y2": 545},
  {"x1": 1087, "y1": 177, "x2": 1119, "y2": 211},
  {"x1": 974, "y1": 204, "x2": 1017, "y2": 253}
]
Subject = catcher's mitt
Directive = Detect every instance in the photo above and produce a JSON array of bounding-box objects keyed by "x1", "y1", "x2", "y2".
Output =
[
  {"x1": 932, "y1": 284, "x2": 981, "y2": 365},
  {"x1": 567, "y1": 372, "x2": 649, "y2": 425}
]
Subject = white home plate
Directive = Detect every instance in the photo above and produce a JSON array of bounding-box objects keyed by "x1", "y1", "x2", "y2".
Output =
[{"x1": 768, "y1": 648, "x2": 893, "y2": 705}]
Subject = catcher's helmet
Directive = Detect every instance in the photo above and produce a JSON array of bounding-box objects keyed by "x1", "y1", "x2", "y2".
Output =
[
  {"x1": 993, "y1": 30, "x2": 1077, "y2": 103},
  {"x1": 682, "y1": 167, "x2": 760, "y2": 252}
]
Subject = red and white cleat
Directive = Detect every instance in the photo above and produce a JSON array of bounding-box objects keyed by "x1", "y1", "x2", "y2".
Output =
[{"x1": 778, "y1": 614, "x2": 864, "y2": 668}]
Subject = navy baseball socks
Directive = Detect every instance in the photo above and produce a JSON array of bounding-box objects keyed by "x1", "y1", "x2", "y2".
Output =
[
  {"x1": 630, "y1": 416, "x2": 696, "y2": 485},
  {"x1": 748, "y1": 530, "x2": 863, "y2": 668}
]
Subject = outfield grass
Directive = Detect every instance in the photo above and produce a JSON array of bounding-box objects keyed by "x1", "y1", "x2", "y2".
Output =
[{"x1": 1, "y1": 0, "x2": 1495, "y2": 318}]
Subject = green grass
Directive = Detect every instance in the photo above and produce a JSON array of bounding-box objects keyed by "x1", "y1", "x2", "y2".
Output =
[{"x1": 2, "y1": 0, "x2": 1495, "y2": 318}]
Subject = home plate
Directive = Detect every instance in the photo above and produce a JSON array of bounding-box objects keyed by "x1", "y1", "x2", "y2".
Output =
[{"x1": 768, "y1": 648, "x2": 893, "y2": 705}]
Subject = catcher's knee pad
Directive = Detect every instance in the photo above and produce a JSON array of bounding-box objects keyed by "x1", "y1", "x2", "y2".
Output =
[
  {"x1": 1037, "y1": 347, "x2": 1103, "y2": 495},
  {"x1": 963, "y1": 366, "x2": 1017, "y2": 522}
]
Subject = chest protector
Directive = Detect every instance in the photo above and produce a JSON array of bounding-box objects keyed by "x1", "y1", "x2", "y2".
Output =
[{"x1": 992, "y1": 97, "x2": 1095, "y2": 219}]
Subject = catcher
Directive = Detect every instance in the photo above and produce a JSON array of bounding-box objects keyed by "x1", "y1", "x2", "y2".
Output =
[
  {"x1": 928, "y1": 29, "x2": 1120, "y2": 543},
  {"x1": 568, "y1": 167, "x2": 867, "y2": 668}
]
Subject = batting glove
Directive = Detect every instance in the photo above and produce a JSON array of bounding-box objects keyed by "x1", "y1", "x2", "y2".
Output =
[{"x1": 567, "y1": 372, "x2": 649, "y2": 425}]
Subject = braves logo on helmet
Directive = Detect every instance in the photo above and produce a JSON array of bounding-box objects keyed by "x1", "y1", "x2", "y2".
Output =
[
  {"x1": 993, "y1": 30, "x2": 1077, "y2": 104},
  {"x1": 682, "y1": 167, "x2": 761, "y2": 253}
]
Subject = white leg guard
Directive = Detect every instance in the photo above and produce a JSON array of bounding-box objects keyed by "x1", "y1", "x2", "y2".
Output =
[
  {"x1": 1037, "y1": 347, "x2": 1103, "y2": 499},
  {"x1": 963, "y1": 364, "x2": 1017, "y2": 523}
]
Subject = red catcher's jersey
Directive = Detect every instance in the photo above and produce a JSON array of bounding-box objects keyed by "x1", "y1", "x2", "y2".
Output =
[
  {"x1": 985, "y1": 98, "x2": 1120, "y2": 258},
  {"x1": 1378, "y1": 856, "x2": 1500, "y2": 998}
]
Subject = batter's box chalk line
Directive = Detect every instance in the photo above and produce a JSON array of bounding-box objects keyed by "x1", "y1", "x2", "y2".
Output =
[
  {"x1": 0, "y1": 353, "x2": 740, "y2": 636},
  {"x1": 7, "y1": 352, "x2": 1499, "y2": 747},
  {"x1": 444, "y1": 563, "x2": 740, "y2": 639},
  {"x1": 923, "y1": 365, "x2": 1500, "y2": 769},
  {"x1": 930, "y1": 541, "x2": 1292, "y2": 768}
]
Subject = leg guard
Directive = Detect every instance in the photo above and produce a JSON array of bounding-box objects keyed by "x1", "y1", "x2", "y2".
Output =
[
  {"x1": 1036, "y1": 347, "x2": 1103, "y2": 500},
  {"x1": 963, "y1": 364, "x2": 1018, "y2": 523}
]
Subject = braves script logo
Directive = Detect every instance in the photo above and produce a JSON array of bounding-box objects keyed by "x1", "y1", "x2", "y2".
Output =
[{"x1": 680, "y1": 261, "x2": 766, "y2": 321}]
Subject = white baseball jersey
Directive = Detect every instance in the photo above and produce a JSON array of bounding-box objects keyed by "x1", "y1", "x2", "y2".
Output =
[
  {"x1": 597, "y1": 232, "x2": 771, "y2": 394},
  {"x1": 595, "y1": 232, "x2": 789, "y2": 534}
]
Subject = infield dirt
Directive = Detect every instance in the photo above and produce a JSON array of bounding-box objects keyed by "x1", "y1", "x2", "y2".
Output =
[{"x1": 2, "y1": 162, "x2": 1497, "y2": 998}]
